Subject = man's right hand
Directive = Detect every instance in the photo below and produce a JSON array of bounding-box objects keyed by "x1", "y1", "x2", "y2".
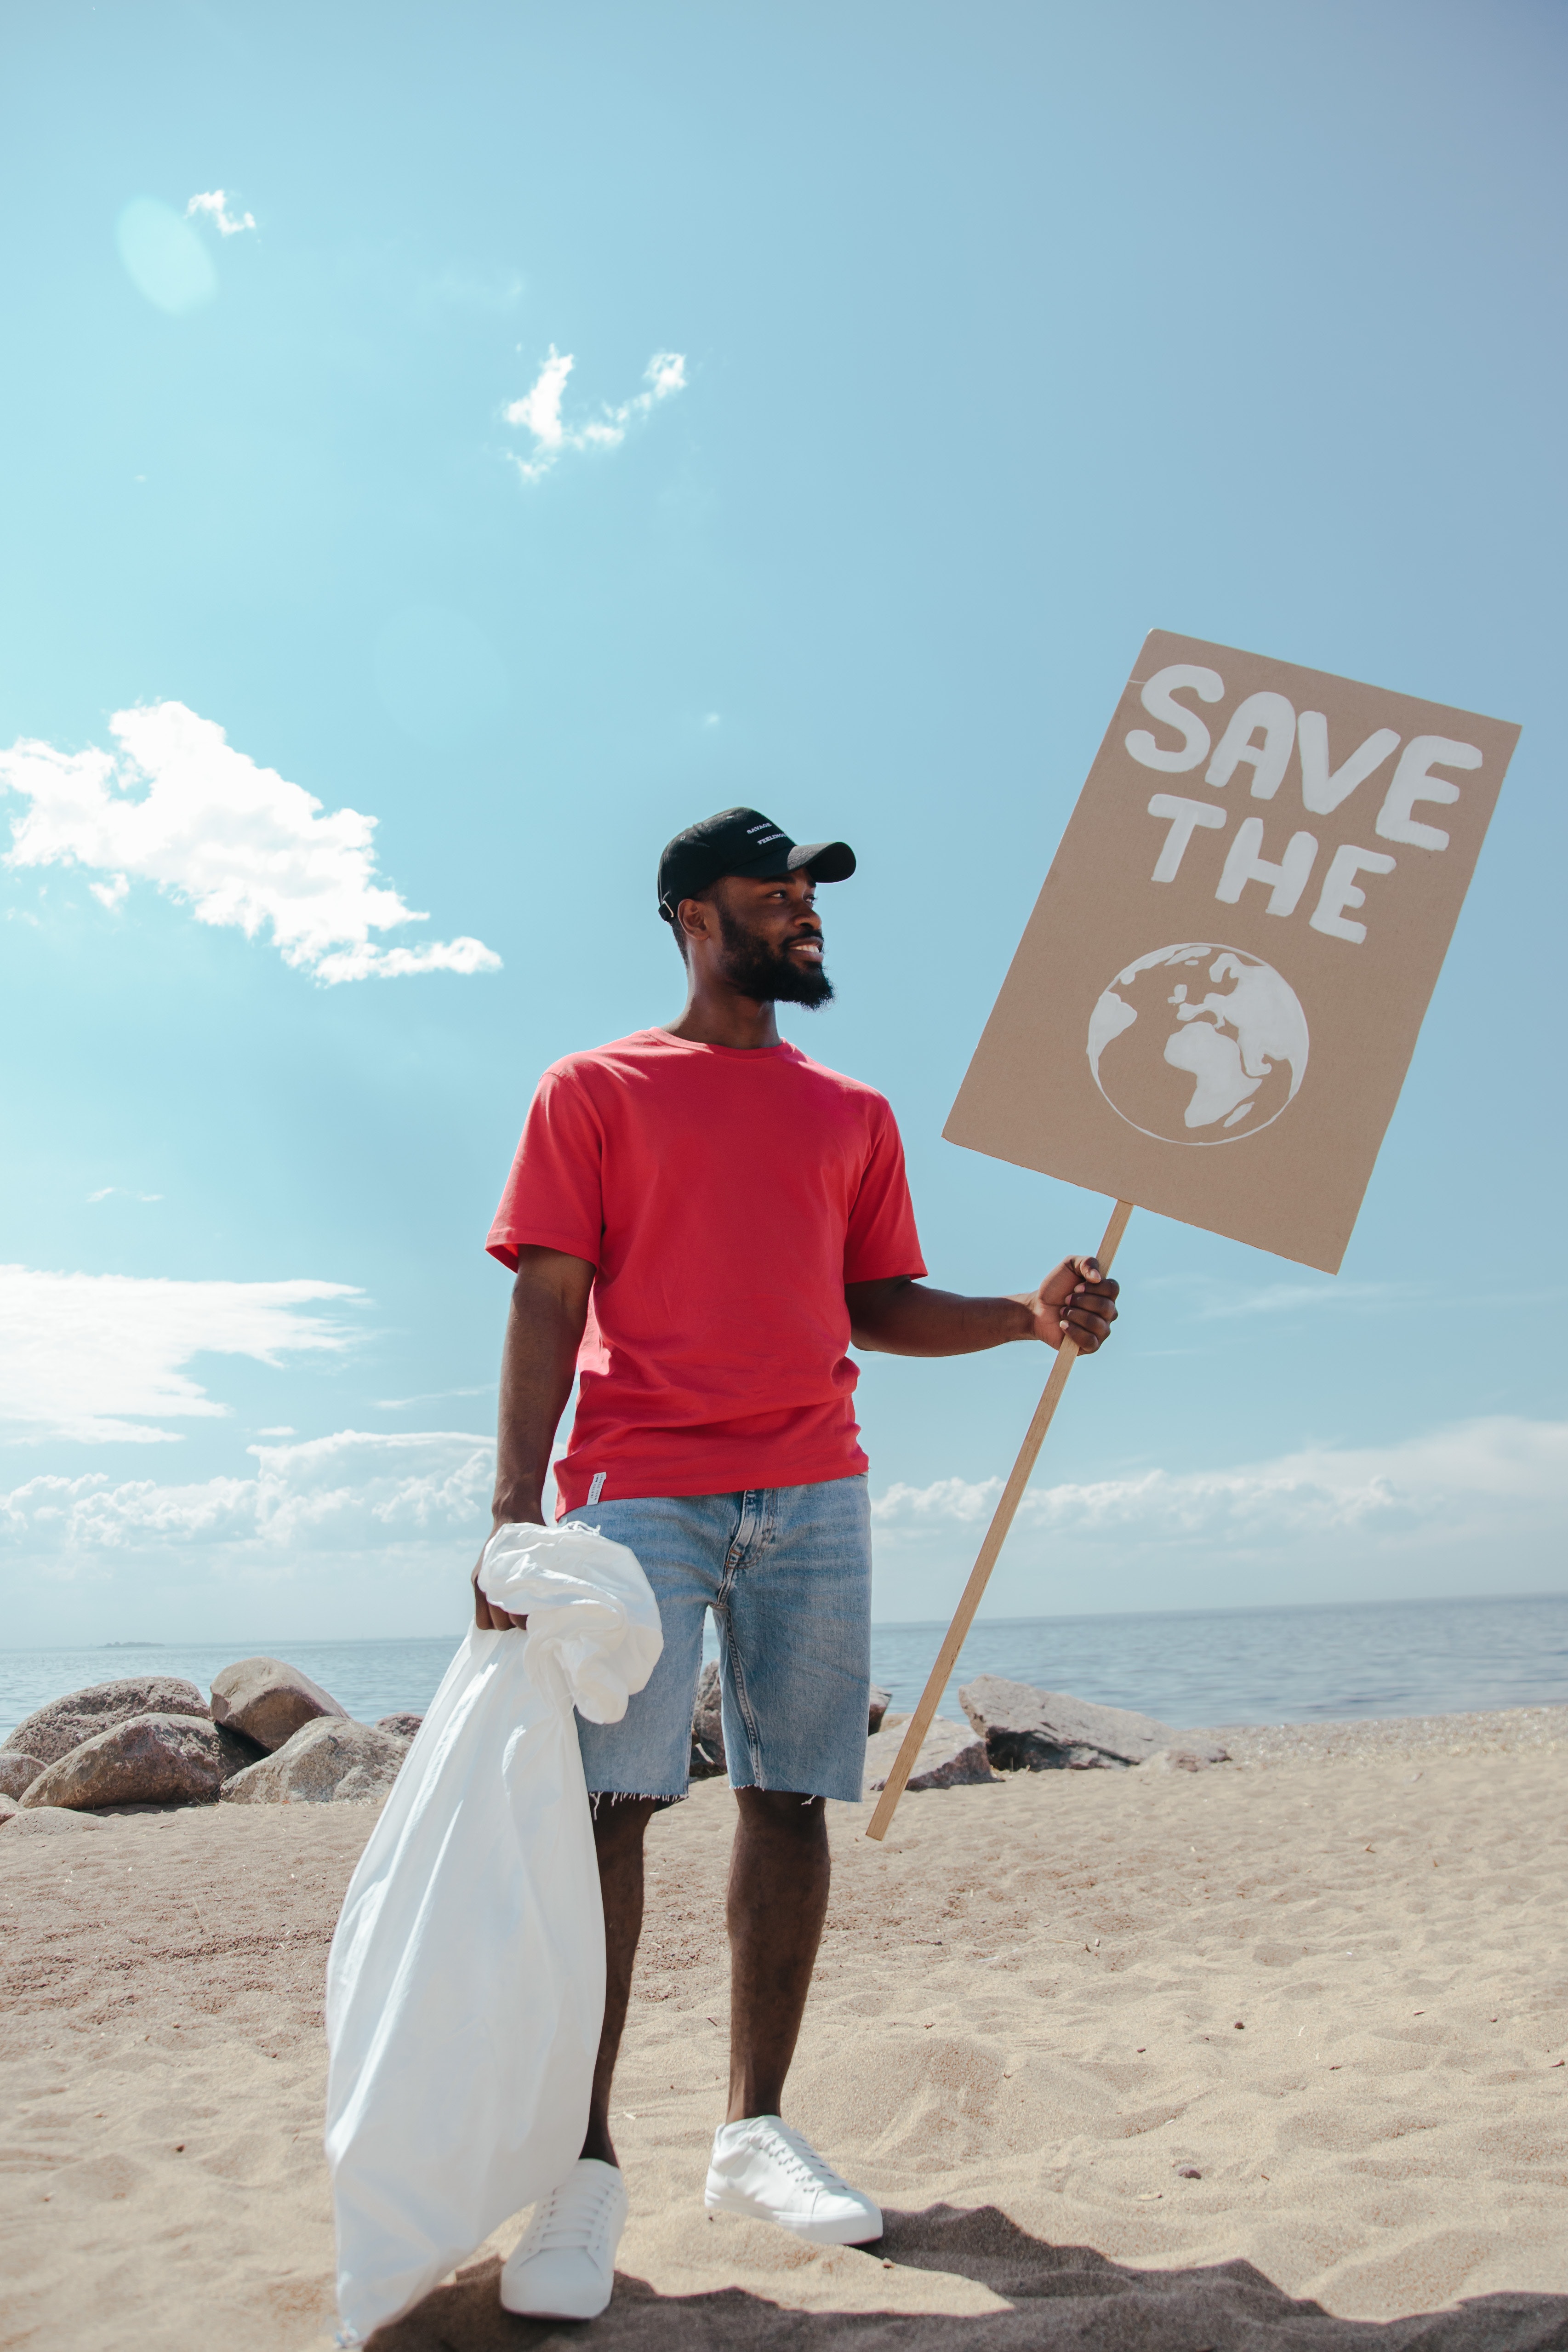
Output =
[{"x1": 471, "y1": 1513, "x2": 544, "y2": 1632}]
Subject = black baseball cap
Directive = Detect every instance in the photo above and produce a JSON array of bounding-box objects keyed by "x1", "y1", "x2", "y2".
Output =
[{"x1": 657, "y1": 806, "x2": 856, "y2": 924}]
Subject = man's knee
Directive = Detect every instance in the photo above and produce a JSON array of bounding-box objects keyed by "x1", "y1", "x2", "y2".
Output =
[
  {"x1": 736, "y1": 1788, "x2": 827, "y2": 1837},
  {"x1": 590, "y1": 1793, "x2": 661, "y2": 1855}
]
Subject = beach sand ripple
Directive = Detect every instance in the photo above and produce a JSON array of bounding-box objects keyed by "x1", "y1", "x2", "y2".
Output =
[{"x1": 2, "y1": 1709, "x2": 1565, "y2": 2349}]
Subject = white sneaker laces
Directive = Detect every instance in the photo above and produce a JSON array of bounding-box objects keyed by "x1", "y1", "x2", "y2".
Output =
[
  {"x1": 529, "y1": 2174, "x2": 619, "y2": 2256},
  {"x1": 745, "y1": 2122, "x2": 850, "y2": 2195}
]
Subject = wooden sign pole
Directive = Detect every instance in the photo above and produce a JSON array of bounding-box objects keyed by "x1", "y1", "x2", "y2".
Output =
[{"x1": 865, "y1": 1197, "x2": 1135, "y2": 1843}]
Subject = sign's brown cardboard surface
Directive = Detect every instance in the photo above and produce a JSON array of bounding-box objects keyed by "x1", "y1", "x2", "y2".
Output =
[{"x1": 946, "y1": 631, "x2": 1519, "y2": 1273}]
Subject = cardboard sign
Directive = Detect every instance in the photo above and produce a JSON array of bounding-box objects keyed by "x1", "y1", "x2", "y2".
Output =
[{"x1": 946, "y1": 631, "x2": 1519, "y2": 1273}]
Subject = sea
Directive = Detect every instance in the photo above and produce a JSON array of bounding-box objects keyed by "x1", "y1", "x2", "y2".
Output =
[{"x1": 3, "y1": 1591, "x2": 1567, "y2": 1746}]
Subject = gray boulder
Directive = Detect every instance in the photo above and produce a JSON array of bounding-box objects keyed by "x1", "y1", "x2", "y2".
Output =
[
  {"x1": 215, "y1": 1724, "x2": 268, "y2": 1782},
  {"x1": 0, "y1": 1796, "x2": 16, "y2": 1828},
  {"x1": 221, "y1": 1718, "x2": 409, "y2": 1804},
  {"x1": 867, "y1": 1685, "x2": 892, "y2": 1735},
  {"x1": 20, "y1": 1713, "x2": 227, "y2": 1810},
  {"x1": 210, "y1": 1656, "x2": 348, "y2": 1752},
  {"x1": 0, "y1": 1753, "x2": 46, "y2": 1801},
  {"x1": 1, "y1": 1676, "x2": 209, "y2": 1769},
  {"x1": 863, "y1": 1714, "x2": 998, "y2": 1795},
  {"x1": 690, "y1": 1661, "x2": 726, "y2": 1780},
  {"x1": 376, "y1": 1713, "x2": 424, "y2": 1739},
  {"x1": 959, "y1": 1675, "x2": 1227, "y2": 1770}
]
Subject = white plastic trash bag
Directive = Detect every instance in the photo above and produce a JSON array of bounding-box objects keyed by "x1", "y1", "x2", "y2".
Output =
[{"x1": 324, "y1": 1520, "x2": 662, "y2": 2346}]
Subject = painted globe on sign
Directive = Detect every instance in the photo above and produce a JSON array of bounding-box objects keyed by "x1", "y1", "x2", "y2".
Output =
[{"x1": 1087, "y1": 943, "x2": 1309, "y2": 1145}]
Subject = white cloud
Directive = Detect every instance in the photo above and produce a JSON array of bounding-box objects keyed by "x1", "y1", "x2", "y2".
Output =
[
  {"x1": 869, "y1": 1417, "x2": 1568, "y2": 1616},
  {"x1": 874, "y1": 1416, "x2": 1568, "y2": 1543},
  {"x1": 86, "y1": 1187, "x2": 161, "y2": 1205},
  {"x1": 375, "y1": 1384, "x2": 496, "y2": 1410},
  {"x1": 1197, "y1": 1280, "x2": 1403, "y2": 1319},
  {"x1": 186, "y1": 190, "x2": 256, "y2": 237},
  {"x1": 0, "y1": 1429, "x2": 494, "y2": 1553},
  {"x1": 0, "y1": 1266, "x2": 361, "y2": 1444},
  {"x1": 0, "y1": 702, "x2": 501, "y2": 983},
  {"x1": 505, "y1": 346, "x2": 686, "y2": 483}
]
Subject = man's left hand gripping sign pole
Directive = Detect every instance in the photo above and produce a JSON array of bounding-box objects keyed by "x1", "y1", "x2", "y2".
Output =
[{"x1": 865, "y1": 1198, "x2": 1133, "y2": 1842}]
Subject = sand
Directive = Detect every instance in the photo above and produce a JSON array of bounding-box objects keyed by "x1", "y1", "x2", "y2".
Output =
[{"x1": 2, "y1": 1708, "x2": 1566, "y2": 2351}]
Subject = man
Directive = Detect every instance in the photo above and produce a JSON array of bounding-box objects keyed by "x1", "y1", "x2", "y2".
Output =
[{"x1": 476, "y1": 807, "x2": 1119, "y2": 2322}]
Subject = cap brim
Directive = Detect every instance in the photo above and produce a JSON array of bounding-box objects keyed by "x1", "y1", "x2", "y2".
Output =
[{"x1": 785, "y1": 839, "x2": 856, "y2": 882}]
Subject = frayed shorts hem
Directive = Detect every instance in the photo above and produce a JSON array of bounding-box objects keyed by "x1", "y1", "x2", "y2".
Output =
[
  {"x1": 727, "y1": 1777, "x2": 862, "y2": 1804},
  {"x1": 587, "y1": 1773, "x2": 862, "y2": 1806},
  {"x1": 587, "y1": 1787, "x2": 688, "y2": 1811}
]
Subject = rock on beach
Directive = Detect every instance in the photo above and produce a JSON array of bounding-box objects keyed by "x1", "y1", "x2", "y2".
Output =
[
  {"x1": 210, "y1": 1657, "x2": 348, "y2": 1753},
  {"x1": 863, "y1": 1713, "x2": 997, "y2": 1793},
  {"x1": 959, "y1": 1674, "x2": 1227, "y2": 1771},
  {"x1": 0, "y1": 1753, "x2": 46, "y2": 1801},
  {"x1": 0, "y1": 1676, "x2": 210, "y2": 1769},
  {"x1": 689, "y1": 1661, "x2": 726, "y2": 1780},
  {"x1": 221, "y1": 1718, "x2": 409, "y2": 1805},
  {"x1": 19, "y1": 1714, "x2": 228, "y2": 1811},
  {"x1": 215, "y1": 1724, "x2": 269, "y2": 1781},
  {"x1": 0, "y1": 1659, "x2": 380, "y2": 1816}
]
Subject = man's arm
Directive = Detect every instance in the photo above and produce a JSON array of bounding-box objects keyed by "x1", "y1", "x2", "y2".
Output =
[
  {"x1": 846, "y1": 1256, "x2": 1119, "y2": 1358},
  {"x1": 472, "y1": 1245, "x2": 596, "y2": 1630}
]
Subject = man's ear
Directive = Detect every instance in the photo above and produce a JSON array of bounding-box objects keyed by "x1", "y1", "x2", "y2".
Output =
[{"x1": 678, "y1": 893, "x2": 717, "y2": 951}]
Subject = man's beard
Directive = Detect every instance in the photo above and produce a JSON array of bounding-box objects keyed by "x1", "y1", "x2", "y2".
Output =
[{"x1": 715, "y1": 903, "x2": 834, "y2": 1008}]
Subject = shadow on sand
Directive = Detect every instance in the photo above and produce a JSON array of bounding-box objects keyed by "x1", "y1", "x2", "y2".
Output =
[{"x1": 367, "y1": 2202, "x2": 1568, "y2": 2350}]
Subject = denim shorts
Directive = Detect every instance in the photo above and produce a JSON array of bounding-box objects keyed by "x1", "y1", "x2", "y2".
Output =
[{"x1": 567, "y1": 1476, "x2": 871, "y2": 1804}]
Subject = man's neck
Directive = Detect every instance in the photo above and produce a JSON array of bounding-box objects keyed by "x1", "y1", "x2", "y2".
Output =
[{"x1": 662, "y1": 986, "x2": 781, "y2": 1050}]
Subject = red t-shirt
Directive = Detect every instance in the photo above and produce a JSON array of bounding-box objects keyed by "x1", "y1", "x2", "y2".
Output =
[{"x1": 486, "y1": 1029, "x2": 926, "y2": 1512}]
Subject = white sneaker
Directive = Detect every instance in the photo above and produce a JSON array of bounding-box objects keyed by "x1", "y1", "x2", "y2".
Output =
[
  {"x1": 500, "y1": 2158, "x2": 628, "y2": 2320},
  {"x1": 705, "y1": 2116, "x2": 882, "y2": 2246}
]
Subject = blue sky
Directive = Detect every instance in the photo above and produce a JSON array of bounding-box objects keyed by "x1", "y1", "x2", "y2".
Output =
[{"x1": 2, "y1": 0, "x2": 1563, "y2": 1643}]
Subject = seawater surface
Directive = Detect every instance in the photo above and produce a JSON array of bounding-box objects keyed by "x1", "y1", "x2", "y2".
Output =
[
  {"x1": 3, "y1": 1591, "x2": 1566, "y2": 1746},
  {"x1": 870, "y1": 1590, "x2": 1568, "y2": 1728}
]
